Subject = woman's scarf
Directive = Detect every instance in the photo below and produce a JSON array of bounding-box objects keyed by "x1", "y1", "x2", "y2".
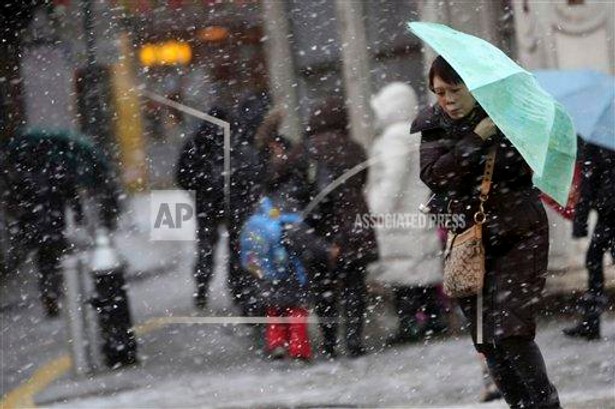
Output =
[{"x1": 434, "y1": 103, "x2": 488, "y2": 139}]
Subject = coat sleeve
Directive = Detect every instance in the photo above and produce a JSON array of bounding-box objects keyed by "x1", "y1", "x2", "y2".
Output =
[
  {"x1": 419, "y1": 128, "x2": 485, "y2": 196},
  {"x1": 490, "y1": 133, "x2": 534, "y2": 183}
]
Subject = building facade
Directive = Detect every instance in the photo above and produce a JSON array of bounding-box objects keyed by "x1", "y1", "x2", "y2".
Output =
[{"x1": 15, "y1": 1, "x2": 615, "y2": 274}]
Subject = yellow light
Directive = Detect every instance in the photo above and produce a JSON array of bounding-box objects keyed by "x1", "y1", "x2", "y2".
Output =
[
  {"x1": 139, "y1": 44, "x2": 157, "y2": 67},
  {"x1": 159, "y1": 41, "x2": 178, "y2": 65},
  {"x1": 176, "y1": 43, "x2": 192, "y2": 65},
  {"x1": 138, "y1": 41, "x2": 192, "y2": 66}
]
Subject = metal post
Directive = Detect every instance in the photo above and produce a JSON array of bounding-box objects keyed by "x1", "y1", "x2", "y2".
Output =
[
  {"x1": 63, "y1": 252, "x2": 92, "y2": 376},
  {"x1": 82, "y1": 0, "x2": 96, "y2": 68},
  {"x1": 81, "y1": 252, "x2": 104, "y2": 372},
  {"x1": 261, "y1": 0, "x2": 302, "y2": 142},
  {"x1": 334, "y1": 0, "x2": 374, "y2": 148},
  {"x1": 89, "y1": 228, "x2": 138, "y2": 368},
  {"x1": 418, "y1": 0, "x2": 450, "y2": 106}
]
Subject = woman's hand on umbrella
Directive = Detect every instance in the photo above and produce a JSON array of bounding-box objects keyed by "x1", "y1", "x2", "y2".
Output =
[{"x1": 474, "y1": 117, "x2": 497, "y2": 141}]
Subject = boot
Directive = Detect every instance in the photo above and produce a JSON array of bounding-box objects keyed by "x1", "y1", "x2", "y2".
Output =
[
  {"x1": 480, "y1": 381, "x2": 503, "y2": 403},
  {"x1": 388, "y1": 287, "x2": 423, "y2": 345},
  {"x1": 563, "y1": 292, "x2": 605, "y2": 340},
  {"x1": 194, "y1": 285, "x2": 208, "y2": 310},
  {"x1": 321, "y1": 341, "x2": 337, "y2": 360},
  {"x1": 320, "y1": 324, "x2": 338, "y2": 360},
  {"x1": 563, "y1": 315, "x2": 600, "y2": 340},
  {"x1": 387, "y1": 318, "x2": 423, "y2": 345},
  {"x1": 479, "y1": 357, "x2": 502, "y2": 402},
  {"x1": 267, "y1": 346, "x2": 286, "y2": 360},
  {"x1": 345, "y1": 317, "x2": 367, "y2": 357},
  {"x1": 347, "y1": 343, "x2": 366, "y2": 358},
  {"x1": 42, "y1": 295, "x2": 60, "y2": 318}
]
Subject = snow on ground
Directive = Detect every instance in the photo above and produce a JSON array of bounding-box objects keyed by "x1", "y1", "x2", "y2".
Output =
[
  {"x1": 5, "y1": 194, "x2": 613, "y2": 408},
  {"x1": 46, "y1": 315, "x2": 614, "y2": 408}
]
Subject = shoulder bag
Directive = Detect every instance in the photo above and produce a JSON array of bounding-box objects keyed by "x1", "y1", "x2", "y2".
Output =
[{"x1": 443, "y1": 146, "x2": 496, "y2": 298}]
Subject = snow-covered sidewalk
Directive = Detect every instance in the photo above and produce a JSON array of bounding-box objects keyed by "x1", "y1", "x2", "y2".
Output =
[
  {"x1": 5, "y1": 192, "x2": 613, "y2": 408},
  {"x1": 39, "y1": 314, "x2": 614, "y2": 408}
]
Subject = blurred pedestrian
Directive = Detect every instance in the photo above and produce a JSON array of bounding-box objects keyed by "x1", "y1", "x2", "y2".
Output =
[
  {"x1": 303, "y1": 97, "x2": 378, "y2": 358},
  {"x1": 367, "y1": 82, "x2": 444, "y2": 344},
  {"x1": 176, "y1": 106, "x2": 229, "y2": 310},
  {"x1": 229, "y1": 93, "x2": 270, "y2": 315},
  {"x1": 242, "y1": 108, "x2": 339, "y2": 361},
  {"x1": 176, "y1": 98, "x2": 266, "y2": 314},
  {"x1": 413, "y1": 56, "x2": 560, "y2": 409},
  {"x1": 2, "y1": 130, "x2": 120, "y2": 317},
  {"x1": 240, "y1": 197, "x2": 313, "y2": 362},
  {"x1": 564, "y1": 140, "x2": 615, "y2": 340}
]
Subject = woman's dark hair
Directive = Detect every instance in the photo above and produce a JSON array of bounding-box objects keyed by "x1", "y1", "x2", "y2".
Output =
[{"x1": 428, "y1": 56, "x2": 464, "y2": 91}]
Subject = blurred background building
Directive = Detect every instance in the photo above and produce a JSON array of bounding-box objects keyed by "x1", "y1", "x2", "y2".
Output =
[{"x1": 1, "y1": 0, "x2": 614, "y2": 273}]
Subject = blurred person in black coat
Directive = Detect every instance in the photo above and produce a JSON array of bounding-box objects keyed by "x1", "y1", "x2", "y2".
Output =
[
  {"x1": 564, "y1": 140, "x2": 615, "y2": 340},
  {"x1": 1, "y1": 130, "x2": 120, "y2": 317},
  {"x1": 176, "y1": 97, "x2": 267, "y2": 314},
  {"x1": 302, "y1": 98, "x2": 378, "y2": 358}
]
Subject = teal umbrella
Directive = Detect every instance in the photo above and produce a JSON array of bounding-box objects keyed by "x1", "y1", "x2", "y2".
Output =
[
  {"x1": 408, "y1": 22, "x2": 576, "y2": 206},
  {"x1": 4, "y1": 128, "x2": 113, "y2": 190}
]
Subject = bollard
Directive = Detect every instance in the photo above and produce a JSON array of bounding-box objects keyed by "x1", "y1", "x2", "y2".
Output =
[
  {"x1": 89, "y1": 229, "x2": 138, "y2": 368},
  {"x1": 63, "y1": 251, "x2": 92, "y2": 375}
]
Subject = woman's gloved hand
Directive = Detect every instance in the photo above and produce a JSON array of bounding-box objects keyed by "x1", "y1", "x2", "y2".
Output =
[{"x1": 474, "y1": 117, "x2": 497, "y2": 141}]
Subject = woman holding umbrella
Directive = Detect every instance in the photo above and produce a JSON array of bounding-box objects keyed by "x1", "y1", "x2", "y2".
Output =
[{"x1": 412, "y1": 56, "x2": 561, "y2": 409}]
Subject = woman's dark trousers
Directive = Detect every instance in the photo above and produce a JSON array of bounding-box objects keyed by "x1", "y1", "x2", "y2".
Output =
[
  {"x1": 477, "y1": 337, "x2": 561, "y2": 409},
  {"x1": 313, "y1": 260, "x2": 368, "y2": 356},
  {"x1": 194, "y1": 212, "x2": 262, "y2": 315},
  {"x1": 194, "y1": 215, "x2": 221, "y2": 308},
  {"x1": 572, "y1": 213, "x2": 615, "y2": 336},
  {"x1": 36, "y1": 236, "x2": 65, "y2": 316},
  {"x1": 586, "y1": 213, "x2": 615, "y2": 296}
]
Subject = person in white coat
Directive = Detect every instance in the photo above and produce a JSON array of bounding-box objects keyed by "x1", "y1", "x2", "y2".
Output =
[{"x1": 367, "y1": 82, "x2": 444, "y2": 344}]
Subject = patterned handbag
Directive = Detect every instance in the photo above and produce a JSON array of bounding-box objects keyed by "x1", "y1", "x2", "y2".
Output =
[{"x1": 443, "y1": 146, "x2": 496, "y2": 298}]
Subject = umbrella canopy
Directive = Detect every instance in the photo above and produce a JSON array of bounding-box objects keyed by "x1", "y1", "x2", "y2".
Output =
[
  {"x1": 534, "y1": 69, "x2": 614, "y2": 150},
  {"x1": 408, "y1": 22, "x2": 577, "y2": 206},
  {"x1": 4, "y1": 128, "x2": 112, "y2": 190}
]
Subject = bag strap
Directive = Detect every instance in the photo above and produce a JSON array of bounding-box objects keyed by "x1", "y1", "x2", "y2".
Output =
[
  {"x1": 480, "y1": 146, "x2": 497, "y2": 199},
  {"x1": 474, "y1": 145, "x2": 497, "y2": 224}
]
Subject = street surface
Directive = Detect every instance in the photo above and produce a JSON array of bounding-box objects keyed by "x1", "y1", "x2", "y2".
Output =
[{"x1": 2, "y1": 197, "x2": 614, "y2": 408}]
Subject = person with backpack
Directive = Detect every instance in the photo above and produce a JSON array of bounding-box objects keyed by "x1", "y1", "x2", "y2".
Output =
[
  {"x1": 241, "y1": 197, "x2": 313, "y2": 360},
  {"x1": 242, "y1": 117, "x2": 336, "y2": 360}
]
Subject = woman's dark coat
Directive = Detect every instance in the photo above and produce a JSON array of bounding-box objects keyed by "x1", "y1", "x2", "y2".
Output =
[
  {"x1": 412, "y1": 105, "x2": 549, "y2": 344},
  {"x1": 573, "y1": 141, "x2": 615, "y2": 236},
  {"x1": 175, "y1": 105, "x2": 265, "y2": 224},
  {"x1": 301, "y1": 100, "x2": 378, "y2": 266}
]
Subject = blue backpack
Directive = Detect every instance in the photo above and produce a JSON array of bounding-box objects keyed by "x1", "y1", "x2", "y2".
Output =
[{"x1": 240, "y1": 197, "x2": 307, "y2": 286}]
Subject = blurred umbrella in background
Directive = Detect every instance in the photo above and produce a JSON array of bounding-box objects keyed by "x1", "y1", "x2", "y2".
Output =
[
  {"x1": 533, "y1": 70, "x2": 614, "y2": 218},
  {"x1": 534, "y1": 70, "x2": 614, "y2": 151},
  {"x1": 2, "y1": 128, "x2": 121, "y2": 242},
  {"x1": 4, "y1": 128, "x2": 117, "y2": 190}
]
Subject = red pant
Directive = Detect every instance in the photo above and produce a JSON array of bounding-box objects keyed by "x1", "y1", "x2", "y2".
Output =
[{"x1": 265, "y1": 306, "x2": 312, "y2": 359}]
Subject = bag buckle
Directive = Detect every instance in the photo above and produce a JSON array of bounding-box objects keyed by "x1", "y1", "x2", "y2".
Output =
[{"x1": 474, "y1": 198, "x2": 487, "y2": 225}]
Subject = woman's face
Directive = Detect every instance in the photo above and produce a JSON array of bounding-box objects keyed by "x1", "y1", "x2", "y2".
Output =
[{"x1": 432, "y1": 76, "x2": 476, "y2": 120}]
